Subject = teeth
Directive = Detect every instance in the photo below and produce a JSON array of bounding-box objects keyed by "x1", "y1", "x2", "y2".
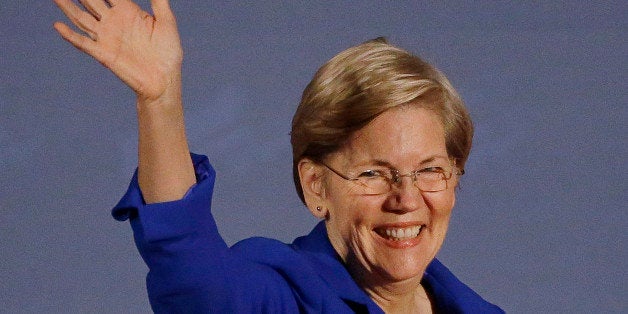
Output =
[{"x1": 382, "y1": 226, "x2": 422, "y2": 240}]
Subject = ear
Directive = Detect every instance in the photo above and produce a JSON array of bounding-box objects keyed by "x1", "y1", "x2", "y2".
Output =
[{"x1": 297, "y1": 158, "x2": 328, "y2": 219}]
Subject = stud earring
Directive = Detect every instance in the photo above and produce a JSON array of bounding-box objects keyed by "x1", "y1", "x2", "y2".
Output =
[{"x1": 316, "y1": 206, "x2": 322, "y2": 212}]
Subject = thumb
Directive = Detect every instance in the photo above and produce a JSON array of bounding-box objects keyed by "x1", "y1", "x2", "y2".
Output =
[{"x1": 151, "y1": 0, "x2": 175, "y2": 21}]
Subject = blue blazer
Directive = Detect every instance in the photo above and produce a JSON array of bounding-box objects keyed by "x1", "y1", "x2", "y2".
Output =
[{"x1": 113, "y1": 154, "x2": 503, "y2": 313}]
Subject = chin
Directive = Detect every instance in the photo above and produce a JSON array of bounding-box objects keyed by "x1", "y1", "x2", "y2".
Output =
[
  {"x1": 377, "y1": 250, "x2": 430, "y2": 283},
  {"x1": 369, "y1": 230, "x2": 438, "y2": 282}
]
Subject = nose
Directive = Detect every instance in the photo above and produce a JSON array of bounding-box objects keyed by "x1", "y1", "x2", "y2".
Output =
[{"x1": 385, "y1": 176, "x2": 425, "y2": 213}]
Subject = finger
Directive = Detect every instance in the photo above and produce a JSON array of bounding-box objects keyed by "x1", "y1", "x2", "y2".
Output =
[
  {"x1": 54, "y1": 0, "x2": 99, "y2": 39},
  {"x1": 151, "y1": 0, "x2": 175, "y2": 21},
  {"x1": 78, "y1": 0, "x2": 110, "y2": 20},
  {"x1": 53, "y1": 21, "x2": 99, "y2": 54}
]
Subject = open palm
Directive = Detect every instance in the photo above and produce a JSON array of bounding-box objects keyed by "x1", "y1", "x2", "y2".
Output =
[{"x1": 54, "y1": 0, "x2": 182, "y2": 101}]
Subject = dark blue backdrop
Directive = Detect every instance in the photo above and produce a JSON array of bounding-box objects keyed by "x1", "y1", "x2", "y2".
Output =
[{"x1": 1, "y1": 1, "x2": 626, "y2": 313}]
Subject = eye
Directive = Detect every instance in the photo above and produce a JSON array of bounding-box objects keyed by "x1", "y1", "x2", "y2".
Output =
[
  {"x1": 418, "y1": 166, "x2": 445, "y2": 173},
  {"x1": 357, "y1": 169, "x2": 385, "y2": 178}
]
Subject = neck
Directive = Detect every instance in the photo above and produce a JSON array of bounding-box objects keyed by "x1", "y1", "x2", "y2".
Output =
[{"x1": 355, "y1": 271, "x2": 433, "y2": 313}]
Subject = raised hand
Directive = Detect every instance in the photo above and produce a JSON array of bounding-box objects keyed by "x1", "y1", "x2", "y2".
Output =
[
  {"x1": 54, "y1": 0, "x2": 195, "y2": 203},
  {"x1": 53, "y1": 0, "x2": 182, "y2": 102}
]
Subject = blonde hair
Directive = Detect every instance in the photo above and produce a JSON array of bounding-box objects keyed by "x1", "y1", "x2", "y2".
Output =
[{"x1": 291, "y1": 38, "x2": 473, "y2": 203}]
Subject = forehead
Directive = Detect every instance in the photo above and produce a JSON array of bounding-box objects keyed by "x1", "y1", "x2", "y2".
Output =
[{"x1": 337, "y1": 106, "x2": 447, "y2": 166}]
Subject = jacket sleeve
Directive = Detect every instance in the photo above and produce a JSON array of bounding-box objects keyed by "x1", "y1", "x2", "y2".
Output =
[{"x1": 112, "y1": 154, "x2": 298, "y2": 313}]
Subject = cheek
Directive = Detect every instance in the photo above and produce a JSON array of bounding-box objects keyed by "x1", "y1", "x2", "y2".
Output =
[
  {"x1": 445, "y1": 190, "x2": 456, "y2": 211},
  {"x1": 425, "y1": 190, "x2": 456, "y2": 218},
  {"x1": 425, "y1": 192, "x2": 455, "y2": 250},
  {"x1": 326, "y1": 190, "x2": 385, "y2": 241},
  {"x1": 329, "y1": 196, "x2": 368, "y2": 231},
  {"x1": 443, "y1": 184, "x2": 457, "y2": 207},
  {"x1": 324, "y1": 182, "x2": 360, "y2": 233},
  {"x1": 325, "y1": 197, "x2": 369, "y2": 261}
]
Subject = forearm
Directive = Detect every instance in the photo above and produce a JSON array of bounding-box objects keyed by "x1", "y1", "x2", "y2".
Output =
[{"x1": 137, "y1": 77, "x2": 195, "y2": 203}]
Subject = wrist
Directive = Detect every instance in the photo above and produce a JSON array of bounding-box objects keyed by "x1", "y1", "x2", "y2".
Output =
[
  {"x1": 136, "y1": 79, "x2": 182, "y2": 114},
  {"x1": 135, "y1": 65, "x2": 182, "y2": 105}
]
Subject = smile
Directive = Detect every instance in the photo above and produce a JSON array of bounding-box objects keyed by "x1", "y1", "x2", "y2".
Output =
[{"x1": 375, "y1": 225, "x2": 423, "y2": 241}]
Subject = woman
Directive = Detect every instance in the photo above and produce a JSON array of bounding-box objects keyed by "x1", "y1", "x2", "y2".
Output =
[{"x1": 54, "y1": 0, "x2": 503, "y2": 312}]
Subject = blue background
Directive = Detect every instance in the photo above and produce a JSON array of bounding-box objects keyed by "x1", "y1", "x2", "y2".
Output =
[{"x1": 1, "y1": 1, "x2": 626, "y2": 313}]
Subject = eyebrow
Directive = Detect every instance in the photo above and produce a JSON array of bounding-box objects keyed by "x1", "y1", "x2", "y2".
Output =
[
  {"x1": 367, "y1": 155, "x2": 450, "y2": 168},
  {"x1": 418, "y1": 155, "x2": 450, "y2": 165}
]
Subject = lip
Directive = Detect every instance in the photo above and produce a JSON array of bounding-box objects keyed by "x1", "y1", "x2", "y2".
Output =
[{"x1": 372, "y1": 222, "x2": 426, "y2": 249}]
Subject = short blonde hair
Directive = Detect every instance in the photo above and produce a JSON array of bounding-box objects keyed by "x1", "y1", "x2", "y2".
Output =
[{"x1": 291, "y1": 38, "x2": 473, "y2": 203}]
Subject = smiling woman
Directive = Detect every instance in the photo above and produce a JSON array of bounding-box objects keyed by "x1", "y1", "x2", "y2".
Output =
[
  {"x1": 54, "y1": 0, "x2": 503, "y2": 313},
  {"x1": 301, "y1": 107, "x2": 459, "y2": 312}
]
